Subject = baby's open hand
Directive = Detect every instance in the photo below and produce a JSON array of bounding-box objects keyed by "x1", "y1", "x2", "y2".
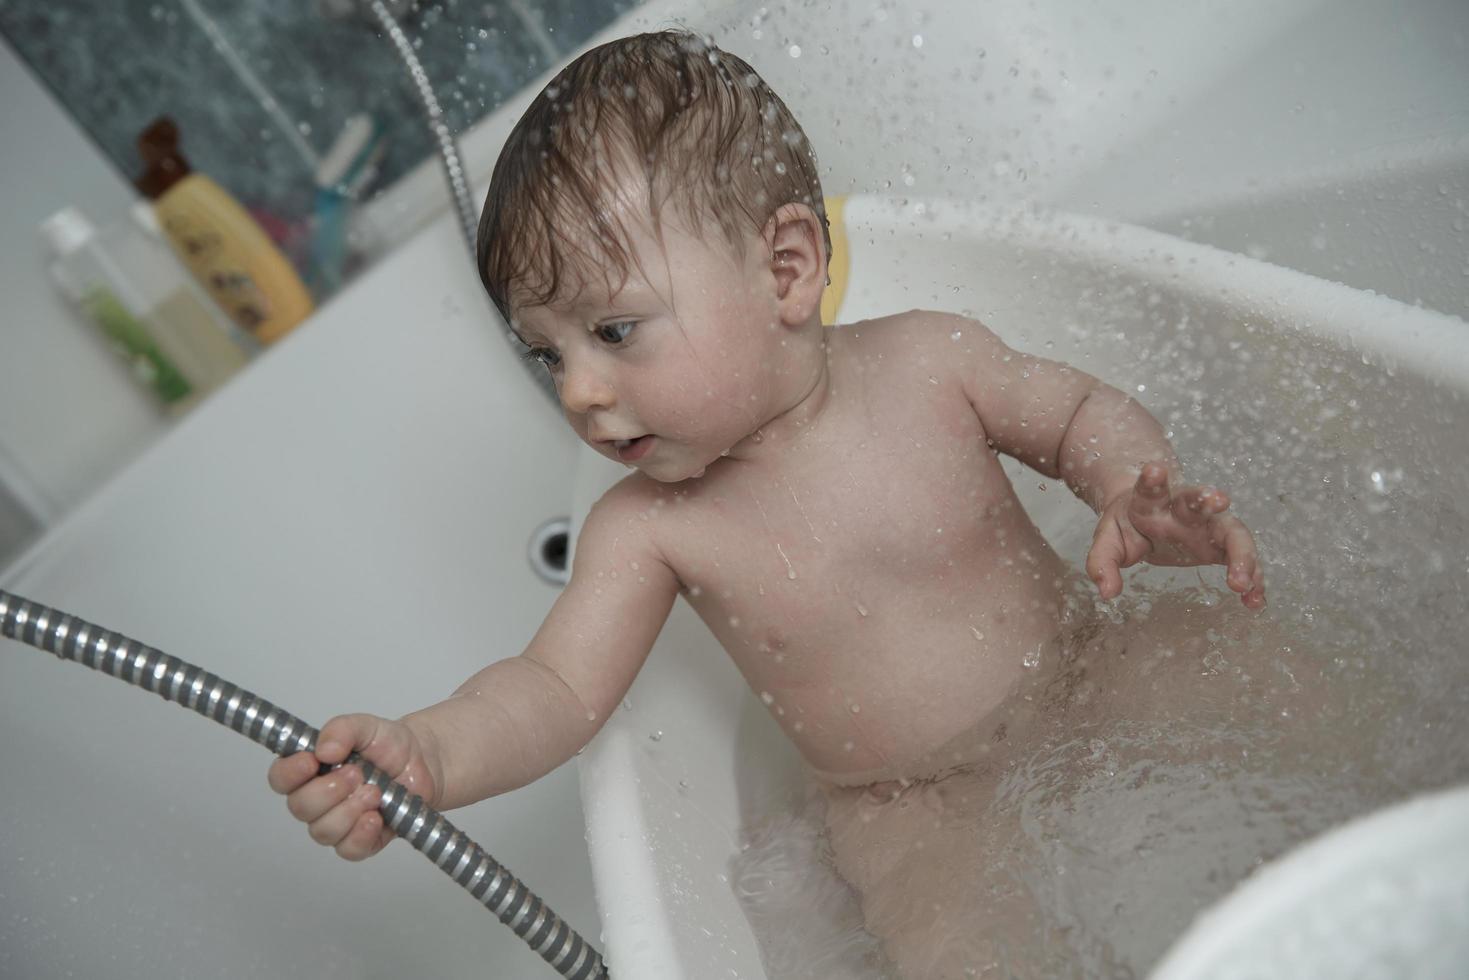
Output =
[
  {"x1": 267, "y1": 713, "x2": 439, "y2": 862},
  {"x1": 1086, "y1": 462, "x2": 1266, "y2": 609}
]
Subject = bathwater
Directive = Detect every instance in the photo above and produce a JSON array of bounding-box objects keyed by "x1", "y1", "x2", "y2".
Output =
[{"x1": 731, "y1": 298, "x2": 1469, "y2": 978}]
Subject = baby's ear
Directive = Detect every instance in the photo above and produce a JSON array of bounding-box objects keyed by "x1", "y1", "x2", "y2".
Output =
[{"x1": 764, "y1": 203, "x2": 828, "y2": 327}]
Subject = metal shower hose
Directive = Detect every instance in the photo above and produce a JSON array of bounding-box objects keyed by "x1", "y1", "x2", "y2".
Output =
[
  {"x1": 364, "y1": 0, "x2": 560, "y2": 406},
  {"x1": 0, "y1": 589, "x2": 608, "y2": 979}
]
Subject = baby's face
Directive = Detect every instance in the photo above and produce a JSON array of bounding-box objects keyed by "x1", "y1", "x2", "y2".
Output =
[{"x1": 512, "y1": 205, "x2": 801, "y2": 482}]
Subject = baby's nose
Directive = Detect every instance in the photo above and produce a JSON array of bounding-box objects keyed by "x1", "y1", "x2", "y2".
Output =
[{"x1": 559, "y1": 361, "x2": 616, "y2": 414}]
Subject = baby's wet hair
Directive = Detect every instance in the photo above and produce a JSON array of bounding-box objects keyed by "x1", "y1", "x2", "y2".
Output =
[{"x1": 477, "y1": 29, "x2": 829, "y2": 323}]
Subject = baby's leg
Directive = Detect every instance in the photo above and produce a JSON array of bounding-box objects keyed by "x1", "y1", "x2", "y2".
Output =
[
  {"x1": 819, "y1": 589, "x2": 1395, "y2": 979},
  {"x1": 822, "y1": 769, "x2": 1026, "y2": 980}
]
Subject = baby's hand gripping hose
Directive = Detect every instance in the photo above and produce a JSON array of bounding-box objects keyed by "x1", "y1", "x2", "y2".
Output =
[{"x1": 0, "y1": 589, "x2": 608, "y2": 980}]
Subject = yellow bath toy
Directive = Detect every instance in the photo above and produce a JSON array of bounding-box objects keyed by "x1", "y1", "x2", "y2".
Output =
[{"x1": 820, "y1": 195, "x2": 849, "y2": 325}]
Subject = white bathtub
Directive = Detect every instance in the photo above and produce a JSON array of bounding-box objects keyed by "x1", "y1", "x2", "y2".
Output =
[
  {"x1": 7, "y1": 0, "x2": 1463, "y2": 975},
  {"x1": 0, "y1": 211, "x2": 601, "y2": 977},
  {"x1": 561, "y1": 1, "x2": 1469, "y2": 975},
  {"x1": 572, "y1": 194, "x2": 1469, "y2": 977}
]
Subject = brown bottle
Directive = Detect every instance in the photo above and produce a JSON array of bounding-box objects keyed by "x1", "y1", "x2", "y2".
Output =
[{"x1": 135, "y1": 117, "x2": 314, "y2": 344}]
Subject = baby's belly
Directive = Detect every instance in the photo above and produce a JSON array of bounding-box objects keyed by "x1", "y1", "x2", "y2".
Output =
[{"x1": 736, "y1": 562, "x2": 1073, "y2": 783}]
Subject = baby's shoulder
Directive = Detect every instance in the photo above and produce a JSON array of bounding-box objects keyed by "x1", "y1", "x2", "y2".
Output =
[
  {"x1": 586, "y1": 472, "x2": 666, "y2": 527},
  {"x1": 835, "y1": 309, "x2": 1003, "y2": 371},
  {"x1": 584, "y1": 472, "x2": 707, "y2": 545},
  {"x1": 840, "y1": 308, "x2": 997, "y2": 347}
]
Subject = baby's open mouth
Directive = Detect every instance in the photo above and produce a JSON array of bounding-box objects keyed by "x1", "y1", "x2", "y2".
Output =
[{"x1": 612, "y1": 435, "x2": 655, "y2": 462}]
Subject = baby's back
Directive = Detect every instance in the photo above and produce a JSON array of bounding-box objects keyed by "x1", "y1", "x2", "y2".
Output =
[{"x1": 628, "y1": 312, "x2": 1070, "y2": 779}]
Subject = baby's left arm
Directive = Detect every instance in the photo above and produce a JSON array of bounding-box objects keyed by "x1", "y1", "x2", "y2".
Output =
[{"x1": 936, "y1": 311, "x2": 1265, "y2": 609}]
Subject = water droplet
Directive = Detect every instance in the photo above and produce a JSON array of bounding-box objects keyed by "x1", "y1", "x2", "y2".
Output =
[
  {"x1": 849, "y1": 703, "x2": 861, "y2": 714},
  {"x1": 777, "y1": 543, "x2": 797, "y2": 579},
  {"x1": 760, "y1": 691, "x2": 775, "y2": 705},
  {"x1": 856, "y1": 601, "x2": 869, "y2": 617},
  {"x1": 912, "y1": 34, "x2": 924, "y2": 48},
  {"x1": 1368, "y1": 467, "x2": 1403, "y2": 495},
  {"x1": 788, "y1": 44, "x2": 802, "y2": 58},
  {"x1": 649, "y1": 730, "x2": 663, "y2": 742}
]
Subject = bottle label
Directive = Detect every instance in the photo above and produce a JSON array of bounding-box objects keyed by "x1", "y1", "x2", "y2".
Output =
[
  {"x1": 162, "y1": 215, "x2": 275, "y2": 332},
  {"x1": 81, "y1": 287, "x2": 194, "y2": 405}
]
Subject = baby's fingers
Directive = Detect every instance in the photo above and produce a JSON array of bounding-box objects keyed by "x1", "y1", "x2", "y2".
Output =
[
  {"x1": 285, "y1": 762, "x2": 366, "y2": 826},
  {"x1": 1086, "y1": 517, "x2": 1127, "y2": 600},
  {"x1": 310, "y1": 782, "x2": 386, "y2": 860},
  {"x1": 268, "y1": 750, "x2": 321, "y2": 796},
  {"x1": 334, "y1": 805, "x2": 393, "y2": 862},
  {"x1": 287, "y1": 764, "x2": 386, "y2": 857},
  {"x1": 1242, "y1": 564, "x2": 1267, "y2": 610},
  {"x1": 1211, "y1": 514, "x2": 1266, "y2": 608},
  {"x1": 1128, "y1": 463, "x2": 1173, "y2": 521},
  {"x1": 1172, "y1": 485, "x2": 1230, "y2": 528}
]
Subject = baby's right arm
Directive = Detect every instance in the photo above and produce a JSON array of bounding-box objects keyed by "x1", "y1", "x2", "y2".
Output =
[{"x1": 268, "y1": 480, "x2": 681, "y2": 860}]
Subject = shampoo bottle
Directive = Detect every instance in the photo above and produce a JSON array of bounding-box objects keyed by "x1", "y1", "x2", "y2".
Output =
[
  {"x1": 126, "y1": 202, "x2": 254, "y2": 392},
  {"x1": 134, "y1": 117, "x2": 315, "y2": 345},
  {"x1": 41, "y1": 207, "x2": 195, "y2": 411}
]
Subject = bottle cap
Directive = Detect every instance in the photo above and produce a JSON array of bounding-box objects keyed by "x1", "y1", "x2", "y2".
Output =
[
  {"x1": 131, "y1": 201, "x2": 163, "y2": 236},
  {"x1": 39, "y1": 206, "x2": 96, "y2": 256},
  {"x1": 134, "y1": 117, "x2": 193, "y2": 200}
]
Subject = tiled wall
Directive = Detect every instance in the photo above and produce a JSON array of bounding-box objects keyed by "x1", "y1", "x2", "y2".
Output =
[{"x1": 0, "y1": 0, "x2": 636, "y2": 297}]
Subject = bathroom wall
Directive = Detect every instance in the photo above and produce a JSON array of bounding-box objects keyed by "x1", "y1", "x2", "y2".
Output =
[
  {"x1": 4, "y1": 0, "x2": 1464, "y2": 570},
  {"x1": 679, "y1": 0, "x2": 1468, "y2": 321},
  {"x1": 0, "y1": 0, "x2": 636, "y2": 569},
  {"x1": 0, "y1": 0, "x2": 638, "y2": 294},
  {"x1": 1050, "y1": 0, "x2": 1469, "y2": 321},
  {"x1": 0, "y1": 35, "x2": 165, "y2": 563}
]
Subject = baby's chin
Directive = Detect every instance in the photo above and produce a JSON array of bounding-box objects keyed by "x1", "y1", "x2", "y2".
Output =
[
  {"x1": 642, "y1": 446, "x2": 730, "y2": 484},
  {"x1": 584, "y1": 435, "x2": 713, "y2": 484},
  {"x1": 638, "y1": 455, "x2": 715, "y2": 484}
]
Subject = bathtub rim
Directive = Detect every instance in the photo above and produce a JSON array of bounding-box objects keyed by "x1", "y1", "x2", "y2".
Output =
[
  {"x1": 573, "y1": 195, "x2": 1469, "y2": 980},
  {"x1": 1150, "y1": 782, "x2": 1469, "y2": 979},
  {"x1": 837, "y1": 196, "x2": 1469, "y2": 388}
]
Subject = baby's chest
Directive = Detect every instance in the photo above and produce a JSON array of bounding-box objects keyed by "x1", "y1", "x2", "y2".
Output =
[{"x1": 664, "y1": 426, "x2": 1013, "y2": 633}]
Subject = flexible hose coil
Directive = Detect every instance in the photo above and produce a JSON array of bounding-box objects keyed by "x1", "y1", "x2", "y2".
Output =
[{"x1": 0, "y1": 589, "x2": 608, "y2": 980}]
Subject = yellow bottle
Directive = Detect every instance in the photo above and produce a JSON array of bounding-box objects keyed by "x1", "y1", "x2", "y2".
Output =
[{"x1": 135, "y1": 117, "x2": 314, "y2": 345}]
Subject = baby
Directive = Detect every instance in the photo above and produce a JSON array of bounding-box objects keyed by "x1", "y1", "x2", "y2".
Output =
[{"x1": 269, "y1": 30, "x2": 1267, "y2": 977}]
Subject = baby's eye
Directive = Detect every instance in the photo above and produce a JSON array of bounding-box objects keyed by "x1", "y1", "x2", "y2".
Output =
[
  {"x1": 593, "y1": 321, "x2": 637, "y2": 345},
  {"x1": 522, "y1": 346, "x2": 561, "y2": 369}
]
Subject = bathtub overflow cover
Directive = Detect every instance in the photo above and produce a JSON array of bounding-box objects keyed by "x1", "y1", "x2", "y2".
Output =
[{"x1": 528, "y1": 516, "x2": 571, "y2": 586}]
